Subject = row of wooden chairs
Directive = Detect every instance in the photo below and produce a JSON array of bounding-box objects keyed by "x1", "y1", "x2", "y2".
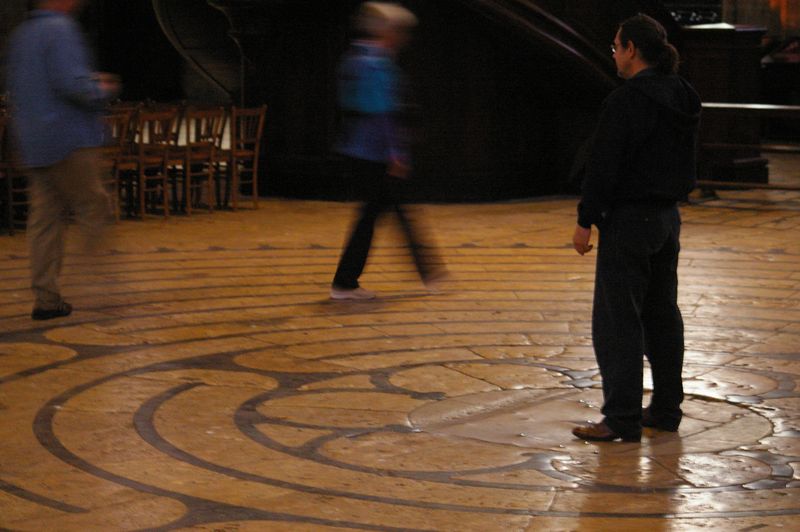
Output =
[
  {"x1": 102, "y1": 102, "x2": 267, "y2": 220},
  {"x1": 0, "y1": 102, "x2": 267, "y2": 233}
]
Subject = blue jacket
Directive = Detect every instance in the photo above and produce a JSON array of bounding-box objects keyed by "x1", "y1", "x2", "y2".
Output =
[
  {"x1": 6, "y1": 10, "x2": 112, "y2": 168},
  {"x1": 334, "y1": 41, "x2": 407, "y2": 165}
]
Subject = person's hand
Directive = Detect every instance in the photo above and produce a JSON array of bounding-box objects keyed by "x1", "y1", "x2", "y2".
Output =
[
  {"x1": 388, "y1": 158, "x2": 410, "y2": 179},
  {"x1": 573, "y1": 224, "x2": 593, "y2": 255},
  {"x1": 94, "y1": 72, "x2": 122, "y2": 98}
]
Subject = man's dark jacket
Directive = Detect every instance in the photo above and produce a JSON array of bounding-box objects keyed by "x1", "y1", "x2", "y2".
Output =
[{"x1": 578, "y1": 69, "x2": 702, "y2": 228}]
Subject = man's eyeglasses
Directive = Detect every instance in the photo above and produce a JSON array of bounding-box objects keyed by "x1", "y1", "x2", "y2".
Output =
[{"x1": 610, "y1": 44, "x2": 616, "y2": 54}]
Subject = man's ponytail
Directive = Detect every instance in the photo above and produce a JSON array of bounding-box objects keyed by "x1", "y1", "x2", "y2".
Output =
[
  {"x1": 658, "y1": 43, "x2": 679, "y2": 74},
  {"x1": 619, "y1": 14, "x2": 680, "y2": 75}
]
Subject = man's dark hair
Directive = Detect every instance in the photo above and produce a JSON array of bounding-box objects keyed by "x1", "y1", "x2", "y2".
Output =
[{"x1": 619, "y1": 13, "x2": 680, "y2": 75}]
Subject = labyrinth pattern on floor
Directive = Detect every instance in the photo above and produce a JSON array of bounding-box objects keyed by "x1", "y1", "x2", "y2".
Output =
[{"x1": 1, "y1": 194, "x2": 799, "y2": 530}]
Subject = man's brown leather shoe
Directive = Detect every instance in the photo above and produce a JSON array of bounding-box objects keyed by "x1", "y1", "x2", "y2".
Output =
[{"x1": 572, "y1": 421, "x2": 641, "y2": 442}]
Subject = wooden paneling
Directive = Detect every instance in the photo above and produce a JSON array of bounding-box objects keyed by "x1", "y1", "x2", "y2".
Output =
[{"x1": 681, "y1": 24, "x2": 769, "y2": 182}]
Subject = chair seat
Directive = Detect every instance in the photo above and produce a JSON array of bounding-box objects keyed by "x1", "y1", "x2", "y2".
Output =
[
  {"x1": 186, "y1": 145, "x2": 215, "y2": 157},
  {"x1": 117, "y1": 154, "x2": 164, "y2": 167},
  {"x1": 231, "y1": 149, "x2": 256, "y2": 158}
]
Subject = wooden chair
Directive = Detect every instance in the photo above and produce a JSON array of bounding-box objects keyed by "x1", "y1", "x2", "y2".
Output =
[
  {"x1": 224, "y1": 104, "x2": 267, "y2": 210},
  {"x1": 144, "y1": 102, "x2": 185, "y2": 213},
  {"x1": 116, "y1": 108, "x2": 179, "y2": 218},
  {"x1": 109, "y1": 101, "x2": 142, "y2": 147},
  {"x1": 0, "y1": 114, "x2": 28, "y2": 235},
  {"x1": 4, "y1": 170, "x2": 28, "y2": 235},
  {"x1": 181, "y1": 106, "x2": 225, "y2": 214},
  {"x1": 99, "y1": 110, "x2": 134, "y2": 221}
]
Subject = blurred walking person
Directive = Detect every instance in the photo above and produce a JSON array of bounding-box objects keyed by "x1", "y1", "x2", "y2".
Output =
[
  {"x1": 6, "y1": 0, "x2": 120, "y2": 320},
  {"x1": 330, "y1": 2, "x2": 445, "y2": 300}
]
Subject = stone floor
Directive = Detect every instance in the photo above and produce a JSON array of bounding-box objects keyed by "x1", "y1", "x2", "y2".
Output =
[{"x1": 0, "y1": 180, "x2": 799, "y2": 530}]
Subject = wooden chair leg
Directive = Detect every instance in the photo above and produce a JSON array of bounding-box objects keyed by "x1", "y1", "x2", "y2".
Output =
[
  {"x1": 113, "y1": 169, "x2": 120, "y2": 223},
  {"x1": 139, "y1": 170, "x2": 146, "y2": 219},
  {"x1": 214, "y1": 165, "x2": 223, "y2": 209},
  {"x1": 224, "y1": 163, "x2": 232, "y2": 208},
  {"x1": 184, "y1": 164, "x2": 192, "y2": 216},
  {"x1": 5, "y1": 172, "x2": 12, "y2": 235},
  {"x1": 231, "y1": 161, "x2": 239, "y2": 211},
  {"x1": 207, "y1": 166, "x2": 214, "y2": 213},
  {"x1": 163, "y1": 175, "x2": 170, "y2": 218},
  {"x1": 251, "y1": 164, "x2": 259, "y2": 209}
]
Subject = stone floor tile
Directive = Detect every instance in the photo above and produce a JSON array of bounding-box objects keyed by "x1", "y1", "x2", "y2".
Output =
[
  {"x1": 2, "y1": 192, "x2": 800, "y2": 529},
  {"x1": 524, "y1": 516, "x2": 798, "y2": 531},
  {"x1": 331, "y1": 347, "x2": 484, "y2": 370},
  {"x1": 389, "y1": 365, "x2": 501, "y2": 396}
]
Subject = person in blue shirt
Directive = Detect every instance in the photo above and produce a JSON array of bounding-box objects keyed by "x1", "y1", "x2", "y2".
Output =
[
  {"x1": 330, "y1": 2, "x2": 445, "y2": 300},
  {"x1": 6, "y1": 0, "x2": 120, "y2": 320}
]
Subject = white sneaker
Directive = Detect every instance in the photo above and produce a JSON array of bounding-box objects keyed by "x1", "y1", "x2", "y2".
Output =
[
  {"x1": 330, "y1": 286, "x2": 376, "y2": 300},
  {"x1": 424, "y1": 270, "x2": 451, "y2": 292}
]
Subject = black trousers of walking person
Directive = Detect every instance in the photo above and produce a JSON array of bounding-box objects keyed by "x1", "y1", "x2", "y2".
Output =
[
  {"x1": 592, "y1": 202, "x2": 685, "y2": 439},
  {"x1": 333, "y1": 157, "x2": 439, "y2": 290}
]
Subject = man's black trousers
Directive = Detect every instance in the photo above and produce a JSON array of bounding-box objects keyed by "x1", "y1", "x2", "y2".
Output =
[
  {"x1": 593, "y1": 203, "x2": 685, "y2": 438},
  {"x1": 332, "y1": 157, "x2": 434, "y2": 289}
]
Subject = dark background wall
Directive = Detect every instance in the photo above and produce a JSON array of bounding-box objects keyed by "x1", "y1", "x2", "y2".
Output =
[
  {"x1": 7, "y1": 0, "x2": 756, "y2": 201},
  {"x1": 402, "y1": 1, "x2": 606, "y2": 201},
  {"x1": 82, "y1": 2, "x2": 186, "y2": 102},
  {"x1": 76, "y1": 0, "x2": 625, "y2": 201},
  {"x1": 149, "y1": 0, "x2": 621, "y2": 201},
  {"x1": 0, "y1": 1, "x2": 665, "y2": 202},
  {"x1": 223, "y1": 0, "x2": 610, "y2": 201},
  {"x1": 0, "y1": 0, "x2": 30, "y2": 95},
  {"x1": 0, "y1": 1, "x2": 685, "y2": 201},
  {"x1": 1, "y1": 0, "x2": 187, "y2": 102}
]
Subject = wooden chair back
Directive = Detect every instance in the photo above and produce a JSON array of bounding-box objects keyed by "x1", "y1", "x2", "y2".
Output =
[
  {"x1": 100, "y1": 111, "x2": 134, "y2": 159},
  {"x1": 228, "y1": 104, "x2": 267, "y2": 209},
  {"x1": 135, "y1": 108, "x2": 180, "y2": 151},
  {"x1": 181, "y1": 107, "x2": 225, "y2": 213},
  {"x1": 184, "y1": 107, "x2": 225, "y2": 148},
  {"x1": 230, "y1": 105, "x2": 267, "y2": 155}
]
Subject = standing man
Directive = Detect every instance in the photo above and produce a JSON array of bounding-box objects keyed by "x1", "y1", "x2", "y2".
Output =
[
  {"x1": 6, "y1": 0, "x2": 120, "y2": 320},
  {"x1": 571, "y1": 14, "x2": 701, "y2": 442}
]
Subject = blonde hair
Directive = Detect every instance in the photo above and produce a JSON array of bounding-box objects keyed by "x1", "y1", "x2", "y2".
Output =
[{"x1": 357, "y1": 2, "x2": 418, "y2": 37}]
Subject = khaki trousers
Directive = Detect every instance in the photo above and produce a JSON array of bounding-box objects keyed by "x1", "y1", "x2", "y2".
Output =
[{"x1": 27, "y1": 148, "x2": 109, "y2": 309}]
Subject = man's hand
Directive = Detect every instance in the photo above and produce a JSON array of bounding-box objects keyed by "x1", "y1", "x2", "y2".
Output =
[
  {"x1": 388, "y1": 158, "x2": 410, "y2": 179},
  {"x1": 94, "y1": 72, "x2": 122, "y2": 98},
  {"x1": 573, "y1": 224, "x2": 593, "y2": 255}
]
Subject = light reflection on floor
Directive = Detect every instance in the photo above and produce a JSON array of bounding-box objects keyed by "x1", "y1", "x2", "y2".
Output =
[{"x1": 0, "y1": 188, "x2": 798, "y2": 530}]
